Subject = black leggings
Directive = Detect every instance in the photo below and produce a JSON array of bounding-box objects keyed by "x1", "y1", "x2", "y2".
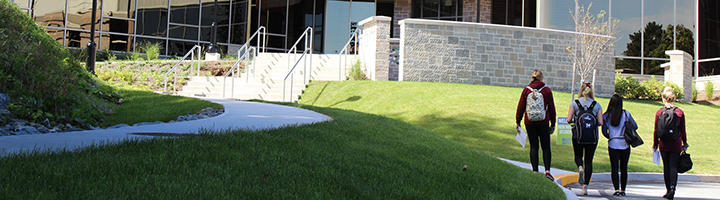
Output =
[
  {"x1": 573, "y1": 141, "x2": 597, "y2": 185},
  {"x1": 526, "y1": 124, "x2": 552, "y2": 172},
  {"x1": 608, "y1": 147, "x2": 631, "y2": 191},
  {"x1": 661, "y1": 151, "x2": 680, "y2": 192}
]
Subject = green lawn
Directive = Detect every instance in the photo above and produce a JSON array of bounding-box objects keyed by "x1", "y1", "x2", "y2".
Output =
[
  {"x1": 297, "y1": 81, "x2": 720, "y2": 175},
  {"x1": 0, "y1": 103, "x2": 563, "y2": 199},
  {"x1": 98, "y1": 88, "x2": 224, "y2": 127}
]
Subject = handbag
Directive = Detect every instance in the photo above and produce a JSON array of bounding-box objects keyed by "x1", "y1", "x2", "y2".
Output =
[
  {"x1": 623, "y1": 111, "x2": 644, "y2": 147},
  {"x1": 678, "y1": 151, "x2": 693, "y2": 173}
]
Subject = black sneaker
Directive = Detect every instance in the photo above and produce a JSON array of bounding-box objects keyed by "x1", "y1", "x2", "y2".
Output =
[
  {"x1": 613, "y1": 191, "x2": 621, "y2": 196},
  {"x1": 578, "y1": 169, "x2": 585, "y2": 184}
]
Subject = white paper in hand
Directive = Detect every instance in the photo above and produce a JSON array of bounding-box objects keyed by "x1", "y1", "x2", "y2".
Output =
[
  {"x1": 653, "y1": 149, "x2": 662, "y2": 166},
  {"x1": 516, "y1": 127, "x2": 527, "y2": 148}
]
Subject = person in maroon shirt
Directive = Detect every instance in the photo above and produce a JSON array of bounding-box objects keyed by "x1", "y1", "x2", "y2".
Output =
[
  {"x1": 653, "y1": 87, "x2": 689, "y2": 200},
  {"x1": 516, "y1": 70, "x2": 557, "y2": 181}
]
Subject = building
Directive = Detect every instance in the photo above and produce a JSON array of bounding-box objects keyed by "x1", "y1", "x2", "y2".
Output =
[{"x1": 9, "y1": 0, "x2": 720, "y2": 76}]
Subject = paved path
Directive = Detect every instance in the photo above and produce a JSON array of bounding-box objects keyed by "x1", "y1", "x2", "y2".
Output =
[
  {"x1": 0, "y1": 99, "x2": 332, "y2": 156},
  {"x1": 500, "y1": 158, "x2": 720, "y2": 200}
]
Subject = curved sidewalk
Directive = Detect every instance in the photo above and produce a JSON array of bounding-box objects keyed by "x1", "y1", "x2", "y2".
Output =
[
  {"x1": 500, "y1": 158, "x2": 720, "y2": 200},
  {"x1": 0, "y1": 99, "x2": 332, "y2": 156}
]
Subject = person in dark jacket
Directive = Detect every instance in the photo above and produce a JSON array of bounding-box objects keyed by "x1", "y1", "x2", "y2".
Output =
[
  {"x1": 516, "y1": 70, "x2": 557, "y2": 181},
  {"x1": 653, "y1": 87, "x2": 689, "y2": 200}
]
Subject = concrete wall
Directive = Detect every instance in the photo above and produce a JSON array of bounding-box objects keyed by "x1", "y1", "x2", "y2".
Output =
[{"x1": 398, "y1": 18, "x2": 616, "y2": 96}]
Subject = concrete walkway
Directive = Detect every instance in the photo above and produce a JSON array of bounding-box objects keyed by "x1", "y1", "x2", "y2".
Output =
[
  {"x1": 500, "y1": 158, "x2": 720, "y2": 200},
  {"x1": 0, "y1": 99, "x2": 332, "y2": 156}
]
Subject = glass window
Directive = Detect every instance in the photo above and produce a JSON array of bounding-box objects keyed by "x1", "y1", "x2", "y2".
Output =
[
  {"x1": 136, "y1": 1, "x2": 168, "y2": 37},
  {"x1": 643, "y1": 0, "x2": 673, "y2": 59},
  {"x1": 107, "y1": 34, "x2": 134, "y2": 51},
  {"x1": 612, "y1": 0, "x2": 641, "y2": 57},
  {"x1": 13, "y1": 0, "x2": 29, "y2": 8},
  {"x1": 169, "y1": 25, "x2": 199, "y2": 40},
  {"x1": 490, "y1": 0, "x2": 536, "y2": 26},
  {"x1": 106, "y1": 18, "x2": 135, "y2": 34},
  {"x1": 171, "y1": 0, "x2": 200, "y2": 25},
  {"x1": 200, "y1": 25, "x2": 229, "y2": 43},
  {"x1": 615, "y1": 58, "x2": 642, "y2": 73},
  {"x1": 412, "y1": 0, "x2": 461, "y2": 21},
  {"x1": 201, "y1": 0, "x2": 230, "y2": 26},
  {"x1": 230, "y1": 0, "x2": 248, "y2": 45},
  {"x1": 168, "y1": 40, "x2": 197, "y2": 56},
  {"x1": 66, "y1": 30, "x2": 93, "y2": 48},
  {"x1": 45, "y1": 27, "x2": 65, "y2": 46},
  {"x1": 103, "y1": 0, "x2": 135, "y2": 19},
  {"x1": 32, "y1": 0, "x2": 66, "y2": 27}
]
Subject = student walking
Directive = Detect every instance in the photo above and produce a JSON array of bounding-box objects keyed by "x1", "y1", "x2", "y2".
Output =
[
  {"x1": 567, "y1": 82, "x2": 603, "y2": 195},
  {"x1": 654, "y1": 87, "x2": 689, "y2": 200},
  {"x1": 602, "y1": 94, "x2": 637, "y2": 196},
  {"x1": 515, "y1": 70, "x2": 557, "y2": 181}
]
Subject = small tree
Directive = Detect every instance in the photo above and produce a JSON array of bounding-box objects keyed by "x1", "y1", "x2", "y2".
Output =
[{"x1": 567, "y1": 1, "x2": 620, "y2": 99}]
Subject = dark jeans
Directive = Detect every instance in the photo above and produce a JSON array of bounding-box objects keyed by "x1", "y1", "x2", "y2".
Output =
[
  {"x1": 608, "y1": 147, "x2": 631, "y2": 191},
  {"x1": 526, "y1": 124, "x2": 551, "y2": 172},
  {"x1": 661, "y1": 151, "x2": 680, "y2": 192},
  {"x1": 573, "y1": 141, "x2": 597, "y2": 185}
]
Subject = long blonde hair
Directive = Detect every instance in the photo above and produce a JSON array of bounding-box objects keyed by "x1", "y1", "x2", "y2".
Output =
[
  {"x1": 662, "y1": 86, "x2": 676, "y2": 102},
  {"x1": 579, "y1": 82, "x2": 594, "y2": 99}
]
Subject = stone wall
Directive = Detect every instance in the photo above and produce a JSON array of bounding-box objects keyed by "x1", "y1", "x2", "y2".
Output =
[
  {"x1": 398, "y1": 19, "x2": 616, "y2": 96},
  {"x1": 359, "y1": 16, "x2": 392, "y2": 81}
]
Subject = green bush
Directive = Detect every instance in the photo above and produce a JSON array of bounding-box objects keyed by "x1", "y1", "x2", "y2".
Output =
[
  {"x1": 0, "y1": 1, "x2": 119, "y2": 126},
  {"x1": 348, "y1": 60, "x2": 366, "y2": 80},
  {"x1": 614, "y1": 73, "x2": 645, "y2": 99},
  {"x1": 139, "y1": 42, "x2": 161, "y2": 60},
  {"x1": 692, "y1": 82, "x2": 698, "y2": 102},
  {"x1": 614, "y1": 74, "x2": 684, "y2": 100},
  {"x1": 706, "y1": 81, "x2": 715, "y2": 100}
]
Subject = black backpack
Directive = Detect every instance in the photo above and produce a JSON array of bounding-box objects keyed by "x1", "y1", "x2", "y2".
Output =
[
  {"x1": 656, "y1": 107, "x2": 679, "y2": 141},
  {"x1": 573, "y1": 100, "x2": 599, "y2": 144}
]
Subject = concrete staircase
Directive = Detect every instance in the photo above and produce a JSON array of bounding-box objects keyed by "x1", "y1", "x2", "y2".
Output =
[{"x1": 177, "y1": 53, "x2": 356, "y2": 102}]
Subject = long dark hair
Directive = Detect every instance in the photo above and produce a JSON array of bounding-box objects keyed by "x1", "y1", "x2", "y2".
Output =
[{"x1": 604, "y1": 94, "x2": 624, "y2": 127}]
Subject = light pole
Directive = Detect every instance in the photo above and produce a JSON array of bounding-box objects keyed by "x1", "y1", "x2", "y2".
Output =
[
  {"x1": 206, "y1": 0, "x2": 220, "y2": 60},
  {"x1": 86, "y1": 0, "x2": 98, "y2": 74}
]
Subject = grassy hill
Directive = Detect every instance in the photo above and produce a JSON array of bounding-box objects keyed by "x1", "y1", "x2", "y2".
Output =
[
  {"x1": 297, "y1": 81, "x2": 720, "y2": 175},
  {"x1": 0, "y1": 100, "x2": 564, "y2": 199},
  {"x1": 0, "y1": 1, "x2": 119, "y2": 127}
]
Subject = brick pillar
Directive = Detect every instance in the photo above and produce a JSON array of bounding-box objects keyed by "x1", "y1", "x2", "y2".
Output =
[
  {"x1": 479, "y1": 0, "x2": 492, "y2": 23},
  {"x1": 393, "y1": 0, "x2": 411, "y2": 38},
  {"x1": 661, "y1": 50, "x2": 693, "y2": 102},
  {"x1": 359, "y1": 16, "x2": 392, "y2": 81},
  {"x1": 464, "y1": 0, "x2": 477, "y2": 22}
]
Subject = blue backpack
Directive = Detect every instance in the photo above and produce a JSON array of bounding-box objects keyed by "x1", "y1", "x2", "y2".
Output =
[{"x1": 573, "y1": 100, "x2": 599, "y2": 144}]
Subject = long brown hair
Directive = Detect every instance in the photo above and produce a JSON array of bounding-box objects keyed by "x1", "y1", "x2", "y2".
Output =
[{"x1": 604, "y1": 94, "x2": 623, "y2": 127}]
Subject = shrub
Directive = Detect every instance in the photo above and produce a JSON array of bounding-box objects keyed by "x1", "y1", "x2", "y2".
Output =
[
  {"x1": 614, "y1": 74, "x2": 684, "y2": 100},
  {"x1": 692, "y1": 82, "x2": 698, "y2": 102},
  {"x1": 348, "y1": 60, "x2": 367, "y2": 80},
  {"x1": 614, "y1": 73, "x2": 645, "y2": 99},
  {"x1": 0, "y1": 1, "x2": 118, "y2": 126},
  {"x1": 140, "y1": 42, "x2": 161, "y2": 60},
  {"x1": 706, "y1": 81, "x2": 715, "y2": 100}
]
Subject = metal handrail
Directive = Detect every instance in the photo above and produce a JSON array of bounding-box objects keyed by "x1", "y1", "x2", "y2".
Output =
[
  {"x1": 338, "y1": 28, "x2": 361, "y2": 80},
  {"x1": 283, "y1": 49, "x2": 310, "y2": 102},
  {"x1": 287, "y1": 27, "x2": 313, "y2": 84},
  {"x1": 164, "y1": 45, "x2": 202, "y2": 93},
  {"x1": 229, "y1": 26, "x2": 266, "y2": 80},
  {"x1": 223, "y1": 46, "x2": 256, "y2": 99}
]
